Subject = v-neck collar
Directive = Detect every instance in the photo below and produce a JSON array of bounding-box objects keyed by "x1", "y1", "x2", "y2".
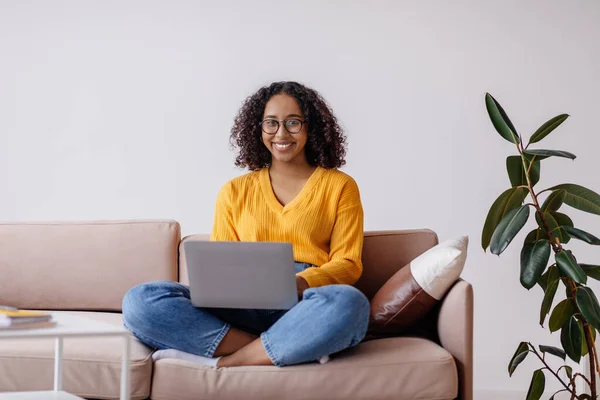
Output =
[{"x1": 259, "y1": 166, "x2": 325, "y2": 214}]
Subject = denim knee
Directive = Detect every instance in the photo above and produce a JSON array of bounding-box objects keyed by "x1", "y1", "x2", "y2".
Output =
[
  {"x1": 122, "y1": 282, "x2": 149, "y2": 330},
  {"x1": 305, "y1": 284, "x2": 370, "y2": 345},
  {"x1": 122, "y1": 280, "x2": 184, "y2": 331}
]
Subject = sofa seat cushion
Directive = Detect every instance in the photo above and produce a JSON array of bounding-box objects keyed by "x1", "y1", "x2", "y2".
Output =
[
  {"x1": 150, "y1": 337, "x2": 458, "y2": 400},
  {"x1": 0, "y1": 311, "x2": 153, "y2": 400}
]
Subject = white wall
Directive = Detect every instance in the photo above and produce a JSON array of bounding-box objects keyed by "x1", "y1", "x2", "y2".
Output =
[{"x1": 1, "y1": 0, "x2": 599, "y2": 396}]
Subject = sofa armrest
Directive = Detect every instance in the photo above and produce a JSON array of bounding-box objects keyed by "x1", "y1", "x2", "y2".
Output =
[{"x1": 437, "y1": 279, "x2": 473, "y2": 400}]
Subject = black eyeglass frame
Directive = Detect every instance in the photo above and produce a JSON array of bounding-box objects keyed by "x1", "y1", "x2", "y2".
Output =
[{"x1": 259, "y1": 118, "x2": 307, "y2": 135}]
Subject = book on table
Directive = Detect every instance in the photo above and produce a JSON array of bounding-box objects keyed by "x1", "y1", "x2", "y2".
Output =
[{"x1": 0, "y1": 307, "x2": 55, "y2": 329}]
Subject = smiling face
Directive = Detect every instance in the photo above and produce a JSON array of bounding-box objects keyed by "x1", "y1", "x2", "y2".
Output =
[{"x1": 261, "y1": 94, "x2": 309, "y2": 166}]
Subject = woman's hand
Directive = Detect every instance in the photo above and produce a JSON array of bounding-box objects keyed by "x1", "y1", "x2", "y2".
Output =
[{"x1": 296, "y1": 276, "x2": 309, "y2": 300}]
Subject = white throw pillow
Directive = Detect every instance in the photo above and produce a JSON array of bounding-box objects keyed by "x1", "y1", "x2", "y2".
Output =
[{"x1": 410, "y1": 236, "x2": 469, "y2": 300}]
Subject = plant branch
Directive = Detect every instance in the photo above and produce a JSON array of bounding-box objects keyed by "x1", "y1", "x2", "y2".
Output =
[
  {"x1": 530, "y1": 344, "x2": 575, "y2": 396},
  {"x1": 517, "y1": 143, "x2": 561, "y2": 253},
  {"x1": 526, "y1": 155, "x2": 537, "y2": 175},
  {"x1": 574, "y1": 372, "x2": 592, "y2": 389}
]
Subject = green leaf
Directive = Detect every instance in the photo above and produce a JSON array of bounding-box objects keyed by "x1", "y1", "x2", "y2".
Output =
[
  {"x1": 556, "y1": 251, "x2": 587, "y2": 284},
  {"x1": 539, "y1": 345, "x2": 566, "y2": 361},
  {"x1": 482, "y1": 187, "x2": 528, "y2": 251},
  {"x1": 506, "y1": 155, "x2": 540, "y2": 188},
  {"x1": 552, "y1": 212, "x2": 574, "y2": 228},
  {"x1": 549, "y1": 299, "x2": 576, "y2": 333},
  {"x1": 538, "y1": 264, "x2": 559, "y2": 292},
  {"x1": 548, "y1": 184, "x2": 600, "y2": 216},
  {"x1": 576, "y1": 287, "x2": 600, "y2": 331},
  {"x1": 540, "y1": 279, "x2": 559, "y2": 326},
  {"x1": 579, "y1": 319, "x2": 596, "y2": 356},
  {"x1": 558, "y1": 365, "x2": 573, "y2": 380},
  {"x1": 535, "y1": 211, "x2": 571, "y2": 244},
  {"x1": 526, "y1": 228, "x2": 550, "y2": 245},
  {"x1": 520, "y1": 240, "x2": 551, "y2": 289},
  {"x1": 541, "y1": 190, "x2": 566, "y2": 213},
  {"x1": 485, "y1": 93, "x2": 520, "y2": 144},
  {"x1": 587, "y1": 326, "x2": 596, "y2": 356},
  {"x1": 524, "y1": 152, "x2": 549, "y2": 162},
  {"x1": 581, "y1": 264, "x2": 600, "y2": 281},
  {"x1": 529, "y1": 114, "x2": 569, "y2": 144},
  {"x1": 524, "y1": 149, "x2": 576, "y2": 160},
  {"x1": 551, "y1": 228, "x2": 571, "y2": 245},
  {"x1": 526, "y1": 369, "x2": 545, "y2": 400},
  {"x1": 561, "y1": 317, "x2": 582, "y2": 363},
  {"x1": 562, "y1": 226, "x2": 600, "y2": 245},
  {"x1": 508, "y1": 341, "x2": 530, "y2": 377},
  {"x1": 490, "y1": 205, "x2": 530, "y2": 255}
]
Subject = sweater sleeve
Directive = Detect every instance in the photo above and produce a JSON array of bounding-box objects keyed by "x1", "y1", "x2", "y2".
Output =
[
  {"x1": 210, "y1": 182, "x2": 240, "y2": 241},
  {"x1": 297, "y1": 178, "x2": 364, "y2": 287}
]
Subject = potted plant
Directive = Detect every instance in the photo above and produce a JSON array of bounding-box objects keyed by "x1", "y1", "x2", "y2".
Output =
[{"x1": 482, "y1": 93, "x2": 600, "y2": 399}]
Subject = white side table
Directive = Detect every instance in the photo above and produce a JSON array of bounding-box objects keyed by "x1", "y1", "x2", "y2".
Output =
[{"x1": 0, "y1": 313, "x2": 131, "y2": 400}]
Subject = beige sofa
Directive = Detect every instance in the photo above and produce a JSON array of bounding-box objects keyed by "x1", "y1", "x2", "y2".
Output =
[{"x1": 0, "y1": 220, "x2": 473, "y2": 400}]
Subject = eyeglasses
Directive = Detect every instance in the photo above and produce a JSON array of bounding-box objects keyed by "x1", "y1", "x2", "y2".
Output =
[{"x1": 260, "y1": 119, "x2": 306, "y2": 135}]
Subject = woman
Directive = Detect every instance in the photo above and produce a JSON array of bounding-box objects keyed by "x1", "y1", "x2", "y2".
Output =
[{"x1": 122, "y1": 81, "x2": 370, "y2": 368}]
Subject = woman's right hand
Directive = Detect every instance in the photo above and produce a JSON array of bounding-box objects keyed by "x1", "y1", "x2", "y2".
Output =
[{"x1": 296, "y1": 276, "x2": 309, "y2": 300}]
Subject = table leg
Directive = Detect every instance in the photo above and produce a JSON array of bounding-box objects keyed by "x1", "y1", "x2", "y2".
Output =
[
  {"x1": 120, "y1": 334, "x2": 130, "y2": 400},
  {"x1": 54, "y1": 337, "x2": 63, "y2": 391}
]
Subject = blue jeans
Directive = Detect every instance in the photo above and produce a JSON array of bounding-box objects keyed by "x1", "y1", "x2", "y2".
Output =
[{"x1": 122, "y1": 262, "x2": 370, "y2": 367}]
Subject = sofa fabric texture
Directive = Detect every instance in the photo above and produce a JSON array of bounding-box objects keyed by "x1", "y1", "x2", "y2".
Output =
[
  {"x1": 0, "y1": 220, "x2": 180, "y2": 311},
  {"x1": 150, "y1": 337, "x2": 458, "y2": 400}
]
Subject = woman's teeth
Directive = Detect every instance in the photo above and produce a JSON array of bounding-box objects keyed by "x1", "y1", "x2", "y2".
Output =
[{"x1": 274, "y1": 143, "x2": 293, "y2": 150}]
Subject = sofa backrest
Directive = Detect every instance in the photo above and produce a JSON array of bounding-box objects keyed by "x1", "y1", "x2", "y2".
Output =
[
  {"x1": 178, "y1": 230, "x2": 438, "y2": 299},
  {"x1": 357, "y1": 230, "x2": 438, "y2": 299},
  {"x1": 0, "y1": 220, "x2": 180, "y2": 311}
]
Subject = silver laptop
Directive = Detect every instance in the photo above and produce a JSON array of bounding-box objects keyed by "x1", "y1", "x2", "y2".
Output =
[{"x1": 183, "y1": 241, "x2": 298, "y2": 310}]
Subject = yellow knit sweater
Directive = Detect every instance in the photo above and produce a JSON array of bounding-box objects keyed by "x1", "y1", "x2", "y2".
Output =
[{"x1": 210, "y1": 166, "x2": 364, "y2": 288}]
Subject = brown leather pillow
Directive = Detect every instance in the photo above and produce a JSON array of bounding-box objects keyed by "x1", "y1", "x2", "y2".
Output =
[{"x1": 369, "y1": 236, "x2": 468, "y2": 334}]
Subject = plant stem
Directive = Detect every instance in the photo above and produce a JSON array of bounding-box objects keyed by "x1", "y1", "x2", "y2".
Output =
[
  {"x1": 574, "y1": 372, "x2": 593, "y2": 389},
  {"x1": 526, "y1": 155, "x2": 537, "y2": 175},
  {"x1": 530, "y1": 345, "x2": 575, "y2": 396},
  {"x1": 517, "y1": 142, "x2": 561, "y2": 253},
  {"x1": 518, "y1": 143, "x2": 598, "y2": 399},
  {"x1": 588, "y1": 322, "x2": 600, "y2": 379}
]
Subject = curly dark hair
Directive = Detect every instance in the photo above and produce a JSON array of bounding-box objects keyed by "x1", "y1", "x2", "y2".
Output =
[{"x1": 230, "y1": 81, "x2": 347, "y2": 171}]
